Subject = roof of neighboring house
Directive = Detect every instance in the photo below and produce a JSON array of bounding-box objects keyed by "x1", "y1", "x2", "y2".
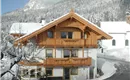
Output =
[
  {"x1": 10, "y1": 22, "x2": 45, "y2": 34},
  {"x1": 101, "y1": 21, "x2": 130, "y2": 34},
  {"x1": 15, "y1": 10, "x2": 112, "y2": 43}
]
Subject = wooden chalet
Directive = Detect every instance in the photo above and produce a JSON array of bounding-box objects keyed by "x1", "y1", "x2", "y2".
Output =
[{"x1": 15, "y1": 10, "x2": 112, "y2": 79}]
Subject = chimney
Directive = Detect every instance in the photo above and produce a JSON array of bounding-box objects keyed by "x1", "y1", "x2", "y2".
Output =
[
  {"x1": 41, "y1": 20, "x2": 46, "y2": 25},
  {"x1": 126, "y1": 12, "x2": 130, "y2": 24}
]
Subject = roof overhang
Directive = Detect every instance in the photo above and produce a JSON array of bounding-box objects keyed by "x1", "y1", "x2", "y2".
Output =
[{"x1": 15, "y1": 10, "x2": 112, "y2": 43}]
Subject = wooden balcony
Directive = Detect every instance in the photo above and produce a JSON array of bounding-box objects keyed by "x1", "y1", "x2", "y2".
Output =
[
  {"x1": 43, "y1": 57, "x2": 91, "y2": 67},
  {"x1": 39, "y1": 39, "x2": 84, "y2": 47}
]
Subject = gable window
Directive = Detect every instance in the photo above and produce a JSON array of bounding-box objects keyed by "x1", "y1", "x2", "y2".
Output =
[
  {"x1": 61, "y1": 32, "x2": 67, "y2": 38},
  {"x1": 46, "y1": 49, "x2": 53, "y2": 58},
  {"x1": 71, "y1": 67, "x2": 78, "y2": 75},
  {"x1": 112, "y1": 39, "x2": 116, "y2": 46},
  {"x1": 61, "y1": 32, "x2": 73, "y2": 39},
  {"x1": 47, "y1": 31, "x2": 53, "y2": 38},
  {"x1": 125, "y1": 39, "x2": 129, "y2": 46},
  {"x1": 68, "y1": 32, "x2": 73, "y2": 39},
  {"x1": 46, "y1": 68, "x2": 53, "y2": 76}
]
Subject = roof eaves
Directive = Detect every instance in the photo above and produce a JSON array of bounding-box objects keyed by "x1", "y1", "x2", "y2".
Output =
[{"x1": 74, "y1": 13, "x2": 112, "y2": 39}]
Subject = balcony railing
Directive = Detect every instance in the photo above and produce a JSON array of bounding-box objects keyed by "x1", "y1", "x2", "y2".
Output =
[
  {"x1": 39, "y1": 38, "x2": 97, "y2": 47},
  {"x1": 43, "y1": 57, "x2": 91, "y2": 67}
]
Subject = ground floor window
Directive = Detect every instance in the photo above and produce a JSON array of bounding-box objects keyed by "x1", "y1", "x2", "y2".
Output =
[
  {"x1": 46, "y1": 68, "x2": 53, "y2": 76},
  {"x1": 22, "y1": 69, "x2": 29, "y2": 77},
  {"x1": 71, "y1": 67, "x2": 78, "y2": 75},
  {"x1": 37, "y1": 68, "x2": 42, "y2": 78},
  {"x1": 30, "y1": 69, "x2": 35, "y2": 78}
]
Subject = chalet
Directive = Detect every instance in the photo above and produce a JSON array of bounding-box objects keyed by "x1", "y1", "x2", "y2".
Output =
[{"x1": 11, "y1": 10, "x2": 112, "y2": 80}]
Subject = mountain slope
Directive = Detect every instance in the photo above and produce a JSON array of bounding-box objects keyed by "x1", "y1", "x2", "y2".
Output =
[{"x1": 1, "y1": 0, "x2": 130, "y2": 32}]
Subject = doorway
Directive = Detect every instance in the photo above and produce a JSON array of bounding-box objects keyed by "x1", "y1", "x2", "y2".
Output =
[{"x1": 64, "y1": 68, "x2": 70, "y2": 80}]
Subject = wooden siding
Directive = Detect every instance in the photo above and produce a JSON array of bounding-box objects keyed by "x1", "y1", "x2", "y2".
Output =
[
  {"x1": 36, "y1": 25, "x2": 98, "y2": 48},
  {"x1": 43, "y1": 57, "x2": 91, "y2": 67}
]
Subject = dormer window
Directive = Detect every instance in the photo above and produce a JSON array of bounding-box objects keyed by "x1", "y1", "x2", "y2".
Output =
[{"x1": 47, "y1": 31, "x2": 53, "y2": 38}]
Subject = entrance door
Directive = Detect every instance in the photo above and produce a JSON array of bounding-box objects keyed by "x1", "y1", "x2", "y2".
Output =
[{"x1": 64, "y1": 68, "x2": 70, "y2": 80}]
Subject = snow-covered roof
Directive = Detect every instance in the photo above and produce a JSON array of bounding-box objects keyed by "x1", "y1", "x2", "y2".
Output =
[
  {"x1": 101, "y1": 22, "x2": 130, "y2": 34},
  {"x1": 15, "y1": 11, "x2": 112, "y2": 43},
  {"x1": 10, "y1": 23, "x2": 45, "y2": 34}
]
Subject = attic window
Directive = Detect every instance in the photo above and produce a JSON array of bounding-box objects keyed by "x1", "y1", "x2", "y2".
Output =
[
  {"x1": 61, "y1": 32, "x2": 73, "y2": 39},
  {"x1": 47, "y1": 31, "x2": 53, "y2": 38}
]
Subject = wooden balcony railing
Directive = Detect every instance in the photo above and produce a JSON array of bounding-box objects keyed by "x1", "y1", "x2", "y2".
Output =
[
  {"x1": 43, "y1": 57, "x2": 91, "y2": 67},
  {"x1": 39, "y1": 38, "x2": 97, "y2": 47}
]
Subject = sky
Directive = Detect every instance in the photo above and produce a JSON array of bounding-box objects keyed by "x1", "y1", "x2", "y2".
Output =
[
  {"x1": 1, "y1": 0, "x2": 29, "y2": 14},
  {"x1": 1, "y1": 0, "x2": 62, "y2": 15}
]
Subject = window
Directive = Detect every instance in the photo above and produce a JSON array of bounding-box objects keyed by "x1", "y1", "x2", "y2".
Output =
[
  {"x1": 84, "y1": 32, "x2": 89, "y2": 39},
  {"x1": 68, "y1": 32, "x2": 73, "y2": 39},
  {"x1": 101, "y1": 48, "x2": 103, "y2": 53},
  {"x1": 37, "y1": 68, "x2": 42, "y2": 78},
  {"x1": 125, "y1": 39, "x2": 129, "y2": 46},
  {"x1": 46, "y1": 68, "x2": 53, "y2": 76},
  {"x1": 30, "y1": 69, "x2": 35, "y2": 78},
  {"x1": 61, "y1": 32, "x2": 73, "y2": 39},
  {"x1": 112, "y1": 39, "x2": 116, "y2": 46},
  {"x1": 22, "y1": 69, "x2": 29, "y2": 77},
  {"x1": 63, "y1": 49, "x2": 78, "y2": 58},
  {"x1": 61, "y1": 32, "x2": 67, "y2": 38},
  {"x1": 71, "y1": 49, "x2": 78, "y2": 57},
  {"x1": 71, "y1": 67, "x2": 78, "y2": 75},
  {"x1": 47, "y1": 31, "x2": 53, "y2": 38},
  {"x1": 46, "y1": 49, "x2": 53, "y2": 58},
  {"x1": 64, "y1": 49, "x2": 71, "y2": 58}
]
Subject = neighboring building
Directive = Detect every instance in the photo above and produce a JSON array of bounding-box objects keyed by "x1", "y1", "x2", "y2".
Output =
[
  {"x1": 11, "y1": 10, "x2": 112, "y2": 80},
  {"x1": 101, "y1": 21, "x2": 130, "y2": 61}
]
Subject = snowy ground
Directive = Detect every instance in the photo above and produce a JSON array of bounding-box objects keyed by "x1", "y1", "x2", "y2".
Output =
[{"x1": 97, "y1": 54, "x2": 130, "y2": 80}]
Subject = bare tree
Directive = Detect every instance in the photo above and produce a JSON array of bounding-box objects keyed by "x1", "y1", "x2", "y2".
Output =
[{"x1": 1, "y1": 30, "x2": 45, "y2": 80}]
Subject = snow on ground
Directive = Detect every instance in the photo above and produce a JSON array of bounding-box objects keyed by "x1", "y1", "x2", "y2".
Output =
[
  {"x1": 91, "y1": 61, "x2": 117, "y2": 80},
  {"x1": 105, "y1": 48, "x2": 130, "y2": 62}
]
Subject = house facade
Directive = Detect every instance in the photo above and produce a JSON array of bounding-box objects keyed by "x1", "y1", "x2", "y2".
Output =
[
  {"x1": 11, "y1": 10, "x2": 112, "y2": 80},
  {"x1": 101, "y1": 21, "x2": 130, "y2": 61}
]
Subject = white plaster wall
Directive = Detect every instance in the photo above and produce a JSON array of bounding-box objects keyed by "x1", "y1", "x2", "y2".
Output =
[
  {"x1": 78, "y1": 49, "x2": 83, "y2": 58},
  {"x1": 102, "y1": 34, "x2": 126, "y2": 49},
  {"x1": 84, "y1": 48, "x2": 97, "y2": 67},
  {"x1": 53, "y1": 67, "x2": 63, "y2": 77},
  {"x1": 56, "y1": 48, "x2": 63, "y2": 58},
  {"x1": 71, "y1": 67, "x2": 89, "y2": 80}
]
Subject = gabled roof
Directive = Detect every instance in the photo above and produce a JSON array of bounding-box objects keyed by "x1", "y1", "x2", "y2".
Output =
[
  {"x1": 10, "y1": 23, "x2": 44, "y2": 34},
  {"x1": 15, "y1": 10, "x2": 112, "y2": 43},
  {"x1": 101, "y1": 21, "x2": 130, "y2": 34}
]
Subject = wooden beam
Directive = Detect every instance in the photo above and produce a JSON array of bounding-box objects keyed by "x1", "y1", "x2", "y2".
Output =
[{"x1": 97, "y1": 35, "x2": 103, "y2": 40}]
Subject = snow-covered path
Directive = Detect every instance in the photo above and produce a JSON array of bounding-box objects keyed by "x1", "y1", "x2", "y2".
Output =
[{"x1": 91, "y1": 61, "x2": 117, "y2": 80}]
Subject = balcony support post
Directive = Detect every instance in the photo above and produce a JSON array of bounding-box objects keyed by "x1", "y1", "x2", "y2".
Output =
[
  {"x1": 82, "y1": 30, "x2": 85, "y2": 57},
  {"x1": 54, "y1": 26, "x2": 56, "y2": 58}
]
